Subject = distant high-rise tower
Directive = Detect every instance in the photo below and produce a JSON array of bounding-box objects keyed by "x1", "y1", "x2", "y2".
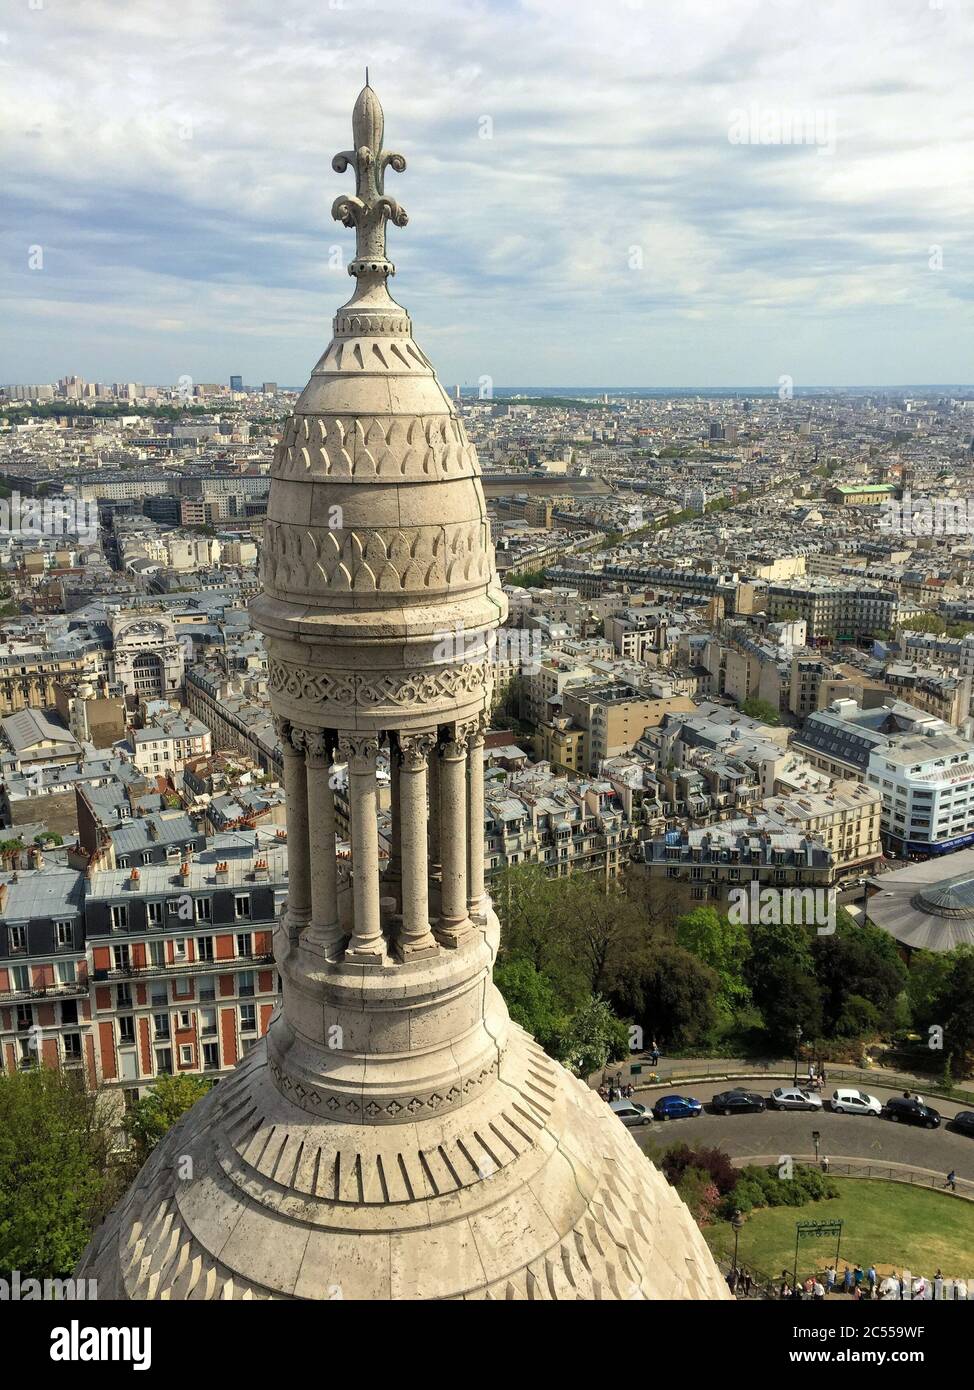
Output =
[
  {"x1": 229, "y1": 374, "x2": 243, "y2": 392},
  {"x1": 78, "y1": 84, "x2": 728, "y2": 1303}
]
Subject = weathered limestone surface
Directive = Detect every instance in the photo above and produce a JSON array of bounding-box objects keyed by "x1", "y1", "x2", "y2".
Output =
[{"x1": 77, "y1": 83, "x2": 729, "y2": 1302}]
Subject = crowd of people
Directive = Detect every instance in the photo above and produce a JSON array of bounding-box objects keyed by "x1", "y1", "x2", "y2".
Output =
[{"x1": 728, "y1": 1263, "x2": 966, "y2": 1301}]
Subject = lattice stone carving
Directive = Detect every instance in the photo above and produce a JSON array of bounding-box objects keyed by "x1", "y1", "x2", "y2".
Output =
[{"x1": 267, "y1": 658, "x2": 490, "y2": 711}]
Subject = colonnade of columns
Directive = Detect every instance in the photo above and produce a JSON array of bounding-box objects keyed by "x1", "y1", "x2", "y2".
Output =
[{"x1": 274, "y1": 715, "x2": 487, "y2": 963}]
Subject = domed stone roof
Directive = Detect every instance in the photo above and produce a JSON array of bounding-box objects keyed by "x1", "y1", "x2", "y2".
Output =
[{"x1": 76, "y1": 83, "x2": 729, "y2": 1302}]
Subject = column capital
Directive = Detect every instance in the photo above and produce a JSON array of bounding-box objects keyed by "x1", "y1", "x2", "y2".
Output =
[
  {"x1": 273, "y1": 714, "x2": 300, "y2": 754},
  {"x1": 397, "y1": 730, "x2": 438, "y2": 771},
  {"x1": 337, "y1": 733, "x2": 381, "y2": 772},
  {"x1": 296, "y1": 726, "x2": 335, "y2": 764}
]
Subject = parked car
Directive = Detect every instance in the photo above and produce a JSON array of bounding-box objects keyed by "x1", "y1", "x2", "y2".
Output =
[
  {"x1": 609, "y1": 1100, "x2": 652, "y2": 1128},
  {"x1": 830, "y1": 1088, "x2": 882, "y2": 1116},
  {"x1": 711, "y1": 1088, "x2": 766, "y2": 1115},
  {"x1": 768, "y1": 1087, "x2": 823, "y2": 1112},
  {"x1": 882, "y1": 1097, "x2": 941, "y2": 1129},
  {"x1": 653, "y1": 1094, "x2": 703, "y2": 1120},
  {"x1": 948, "y1": 1111, "x2": 974, "y2": 1137}
]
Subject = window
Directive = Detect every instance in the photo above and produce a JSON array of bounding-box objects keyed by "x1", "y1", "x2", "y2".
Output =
[
  {"x1": 234, "y1": 895, "x2": 251, "y2": 920},
  {"x1": 61, "y1": 999, "x2": 78, "y2": 1026},
  {"x1": 196, "y1": 936, "x2": 214, "y2": 961},
  {"x1": 118, "y1": 1017, "x2": 136, "y2": 1045},
  {"x1": 56, "y1": 960, "x2": 77, "y2": 986},
  {"x1": 240, "y1": 1003, "x2": 257, "y2": 1034},
  {"x1": 155, "y1": 1048, "x2": 173, "y2": 1076},
  {"x1": 153, "y1": 1014, "x2": 170, "y2": 1039},
  {"x1": 10, "y1": 964, "x2": 30, "y2": 992},
  {"x1": 177, "y1": 1011, "x2": 191, "y2": 1030},
  {"x1": 236, "y1": 932, "x2": 251, "y2": 959},
  {"x1": 173, "y1": 939, "x2": 187, "y2": 961},
  {"x1": 203, "y1": 1042, "x2": 220, "y2": 1071},
  {"x1": 63, "y1": 1033, "x2": 82, "y2": 1061},
  {"x1": 179, "y1": 1044, "x2": 193, "y2": 1067},
  {"x1": 55, "y1": 920, "x2": 74, "y2": 949},
  {"x1": 111, "y1": 905, "x2": 128, "y2": 931},
  {"x1": 149, "y1": 940, "x2": 165, "y2": 968},
  {"x1": 166, "y1": 898, "x2": 183, "y2": 916},
  {"x1": 195, "y1": 898, "x2": 212, "y2": 922},
  {"x1": 8, "y1": 925, "x2": 26, "y2": 954},
  {"x1": 238, "y1": 970, "x2": 255, "y2": 998},
  {"x1": 147, "y1": 902, "x2": 163, "y2": 927}
]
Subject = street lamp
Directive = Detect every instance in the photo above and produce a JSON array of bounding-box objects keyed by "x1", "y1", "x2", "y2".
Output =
[
  {"x1": 793, "y1": 1023, "x2": 803, "y2": 1087},
  {"x1": 812, "y1": 1130, "x2": 821, "y2": 1164},
  {"x1": 731, "y1": 1209, "x2": 745, "y2": 1280}
]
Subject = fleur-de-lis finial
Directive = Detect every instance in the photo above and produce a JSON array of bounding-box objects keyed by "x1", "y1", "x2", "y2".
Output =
[{"x1": 331, "y1": 83, "x2": 407, "y2": 279}]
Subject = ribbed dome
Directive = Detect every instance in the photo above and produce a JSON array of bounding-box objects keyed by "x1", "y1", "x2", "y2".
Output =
[
  {"x1": 913, "y1": 873, "x2": 974, "y2": 918},
  {"x1": 76, "y1": 84, "x2": 729, "y2": 1302}
]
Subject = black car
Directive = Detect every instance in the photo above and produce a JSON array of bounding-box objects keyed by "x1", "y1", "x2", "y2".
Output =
[
  {"x1": 711, "y1": 1088, "x2": 766, "y2": 1115},
  {"x1": 949, "y1": 1111, "x2": 974, "y2": 1137},
  {"x1": 882, "y1": 1097, "x2": 941, "y2": 1129}
]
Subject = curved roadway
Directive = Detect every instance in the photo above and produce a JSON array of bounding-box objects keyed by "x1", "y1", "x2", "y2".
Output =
[{"x1": 625, "y1": 1079, "x2": 974, "y2": 1180}]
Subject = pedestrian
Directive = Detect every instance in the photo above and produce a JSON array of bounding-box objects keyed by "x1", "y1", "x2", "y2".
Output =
[
  {"x1": 742, "y1": 1268, "x2": 752, "y2": 1297},
  {"x1": 934, "y1": 1269, "x2": 943, "y2": 1301},
  {"x1": 946, "y1": 1169, "x2": 957, "y2": 1191},
  {"x1": 608, "y1": 1085, "x2": 616, "y2": 1102},
  {"x1": 843, "y1": 1265, "x2": 853, "y2": 1294},
  {"x1": 821, "y1": 1155, "x2": 830, "y2": 1174},
  {"x1": 804, "y1": 1276, "x2": 814, "y2": 1296},
  {"x1": 598, "y1": 1084, "x2": 608, "y2": 1102},
  {"x1": 915, "y1": 1093, "x2": 925, "y2": 1107},
  {"x1": 824, "y1": 1264, "x2": 835, "y2": 1295},
  {"x1": 727, "y1": 1267, "x2": 738, "y2": 1294},
  {"x1": 821, "y1": 1064, "x2": 827, "y2": 1085},
  {"x1": 867, "y1": 1265, "x2": 877, "y2": 1292},
  {"x1": 651, "y1": 1040, "x2": 660, "y2": 1067},
  {"x1": 853, "y1": 1264, "x2": 864, "y2": 1289},
  {"x1": 813, "y1": 1278, "x2": 825, "y2": 1300}
]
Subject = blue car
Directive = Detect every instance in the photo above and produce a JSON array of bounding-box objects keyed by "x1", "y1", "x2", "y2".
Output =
[{"x1": 652, "y1": 1094, "x2": 703, "y2": 1121}]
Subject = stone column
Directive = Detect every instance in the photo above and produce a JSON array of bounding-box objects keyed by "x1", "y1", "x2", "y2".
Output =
[
  {"x1": 396, "y1": 732, "x2": 438, "y2": 959},
  {"x1": 384, "y1": 745, "x2": 402, "y2": 914},
  {"x1": 428, "y1": 737, "x2": 441, "y2": 872},
  {"x1": 466, "y1": 717, "x2": 487, "y2": 919},
  {"x1": 437, "y1": 726, "x2": 472, "y2": 947},
  {"x1": 303, "y1": 728, "x2": 343, "y2": 953},
  {"x1": 276, "y1": 717, "x2": 311, "y2": 931},
  {"x1": 338, "y1": 735, "x2": 384, "y2": 963}
]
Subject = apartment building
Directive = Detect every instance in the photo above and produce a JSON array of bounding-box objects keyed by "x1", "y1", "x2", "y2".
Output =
[
  {"x1": 561, "y1": 681, "x2": 696, "y2": 773},
  {"x1": 763, "y1": 781, "x2": 883, "y2": 879},
  {"x1": 0, "y1": 835, "x2": 283, "y2": 1096},
  {"x1": 635, "y1": 814, "x2": 834, "y2": 916}
]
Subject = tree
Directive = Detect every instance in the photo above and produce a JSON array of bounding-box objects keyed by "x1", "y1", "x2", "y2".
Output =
[
  {"x1": 812, "y1": 918, "x2": 907, "y2": 1037},
  {"x1": 494, "y1": 958, "x2": 566, "y2": 1054},
  {"x1": 556, "y1": 995, "x2": 630, "y2": 1077},
  {"x1": 740, "y1": 697, "x2": 780, "y2": 726},
  {"x1": 907, "y1": 948, "x2": 953, "y2": 1030},
  {"x1": 494, "y1": 864, "x2": 584, "y2": 1005},
  {"x1": 930, "y1": 950, "x2": 974, "y2": 1076},
  {"x1": 566, "y1": 875, "x2": 650, "y2": 995},
  {"x1": 0, "y1": 1069, "x2": 120, "y2": 1279},
  {"x1": 122, "y1": 1074, "x2": 213, "y2": 1171},
  {"x1": 614, "y1": 944, "x2": 720, "y2": 1049},
  {"x1": 746, "y1": 920, "x2": 823, "y2": 1048},
  {"x1": 674, "y1": 907, "x2": 750, "y2": 1013}
]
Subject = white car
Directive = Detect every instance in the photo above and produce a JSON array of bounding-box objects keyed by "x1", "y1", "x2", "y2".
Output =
[
  {"x1": 609, "y1": 1100, "x2": 652, "y2": 1127},
  {"x1": 769, "y1": 1087, "x2": 823, "y2": 1111},
  {"x1": 831, "y1": 1088, "x2": 882, "y2": 1116}
]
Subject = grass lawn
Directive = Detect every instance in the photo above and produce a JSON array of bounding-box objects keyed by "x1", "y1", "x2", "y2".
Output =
[{"x1": 705, "y1": 1180, "x2": 974, "y2": 1281}]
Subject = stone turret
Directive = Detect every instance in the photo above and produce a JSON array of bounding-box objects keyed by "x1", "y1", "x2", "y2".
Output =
[{"x1": 76, "y1": 85, "x2": 729, "y2": 1301}]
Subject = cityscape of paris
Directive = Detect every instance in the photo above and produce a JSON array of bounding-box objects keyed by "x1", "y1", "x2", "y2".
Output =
[{"x1": 2, "y1": 0, "x2": 973, "y2": 1365}]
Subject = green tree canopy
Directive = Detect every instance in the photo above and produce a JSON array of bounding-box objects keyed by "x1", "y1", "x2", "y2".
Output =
[
  {"x1": 0, "y1": 1070, "x2": 120, "y2": 1279},
  {"x1": 613, "y1": 944, "x2": 720, "y2": 1049},
  {"x1": 122, "y1": 1073, "x2": 213, "y2": 1172},
  {"x1": 674, "y1": 907, "x2": 750, "y2": 1013}
]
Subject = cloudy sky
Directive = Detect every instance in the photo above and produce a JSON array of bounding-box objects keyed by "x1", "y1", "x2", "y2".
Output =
[{"x1": 2, "y1": 0, "x2": 972, "y2": 389}]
